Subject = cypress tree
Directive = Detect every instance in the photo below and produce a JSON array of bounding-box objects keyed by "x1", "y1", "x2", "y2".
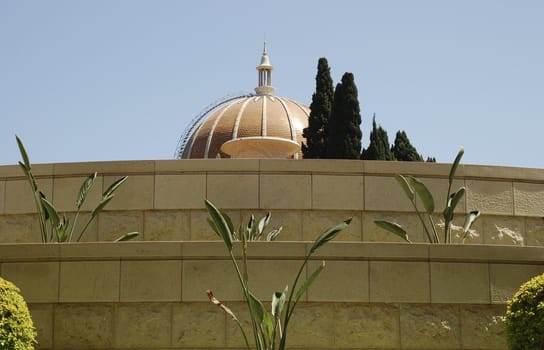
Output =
[
  {"x1": 361, "y1": 115, "x2": 394, "y2": 160},
  {"x1": 302, "y1": 58, "x2": 334, "y2": 158},
  {"x1": 326, "y1": 72, "x2": 362, "y2": 159},
  {"x1": 426, "y1": 157, "x2": 437, "y2": 162},
  {"x1": 391, "y1": 130, "x2": 424, "y2": 161}
]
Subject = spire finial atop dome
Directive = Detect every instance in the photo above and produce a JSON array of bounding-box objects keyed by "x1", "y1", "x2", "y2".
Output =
[{"x1": 255, "y1": 43, "x2": 275, "y2": 96}]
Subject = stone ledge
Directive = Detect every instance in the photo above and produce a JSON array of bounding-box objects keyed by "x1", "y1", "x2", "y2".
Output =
[
  {"x1": 3, "y1": 242, "x2": 543, "y2": 307},
  {"x1": 0, "y1": 159, "x2": 542, "y2": 181},
  {"x1": 0, "y1": 241, "x2": 542, "y2": 264}
]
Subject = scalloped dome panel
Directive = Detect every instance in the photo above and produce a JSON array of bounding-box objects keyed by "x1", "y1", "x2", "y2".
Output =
[
  {"x1": 181, "y1": 95, "x2": 310, "y2": 159},
  {"x1": 181, "y1": 95, "x2": 309, "y2": 159}
]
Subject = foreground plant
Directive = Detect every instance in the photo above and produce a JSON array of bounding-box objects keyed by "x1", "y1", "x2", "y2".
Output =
[
  {"x1": 375, "y1": 147, "x2": 480, "y2": 243},
  {"x1": 16, "y1": 136, "x2": 138, "y2": 243},
  {"x1": 504, "y1": 273, "x2": 544, "y2": 350},
  {"x1": 205, "y1": 199, "x2": 351, "y2": 350},
  {"x1": 0, "y1": 277, "x2": 36, "y2": 350}
]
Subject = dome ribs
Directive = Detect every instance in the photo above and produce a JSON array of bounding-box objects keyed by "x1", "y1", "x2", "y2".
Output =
[
  {"x1": 205, "y1": 102, "x2": 238, "y2": 158},
  {"x1": 232, "y1": 98, "x2": 253, "y2": 139},
  {"x1": 276, "y1": 97, "x2": 297, "y2": 143},
  {"x1": 262, "y1": 96, "x2": 267, "y2": 136}
]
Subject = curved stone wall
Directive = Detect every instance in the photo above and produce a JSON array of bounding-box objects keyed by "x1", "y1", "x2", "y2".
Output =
[
  {"x1": 1, "y1": 159, "x2": 543, "y2": 245},
  {"x1": 1, "y1": 241, "x2": 543, "y2": 350},
  {"x1": 1, "y1": 159, "x2": 544, "y2": 349}
]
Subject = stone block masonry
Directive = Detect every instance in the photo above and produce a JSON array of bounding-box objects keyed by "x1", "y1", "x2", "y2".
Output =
[
  {"x1": 1, "y1": 159, "x2": 544, "y2": 349},
  {"x1": 0, "y1": 159, "x2": 544, "y2": 245},
  {"x1": 0, "y1": 241, "x2": 542, "y2": 350}
]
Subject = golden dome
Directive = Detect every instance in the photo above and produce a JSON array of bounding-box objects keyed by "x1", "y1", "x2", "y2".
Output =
[
  {"x1": 178, "y1": 45, "x2": 309, "y2": 159},
  {"x1": 180, "y1": 95, "x2": 309, "y2": 159}
]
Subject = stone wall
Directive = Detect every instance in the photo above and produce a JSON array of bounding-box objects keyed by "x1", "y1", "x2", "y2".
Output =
[
  {"x1": 2, "y1": 241, "x2": 543, "y2": 350},
  {"x1": 1, "y1": 159, "x2": 544, "y2": 245},
  {"x1": 1, "y1": 159, "x2": 544, "y2": 349}
]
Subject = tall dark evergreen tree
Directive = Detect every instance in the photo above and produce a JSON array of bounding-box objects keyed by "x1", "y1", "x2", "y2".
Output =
[
  {"x1": 361, "y1": 115, "x2": 394, "y2": 160},
  {"x1": 391, "y1": 130, "x2": 424, "y2": 161},
  {"x1": 302, "y1": 58, "x2": 334, "y2": 158},
  {"x1": 325, "y1": 72, "x2": 362, "y2": 159}
]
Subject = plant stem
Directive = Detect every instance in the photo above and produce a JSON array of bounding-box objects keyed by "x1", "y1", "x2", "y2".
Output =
[
  {"x1": 228, "y1": 249, "x2": 263, "y2": 350},
  {"x1": 34, "y1": 194, "x2": 47, "y2": 243},
  {"x1": 280, "y1": 251, "x2": 312, "y2": 350},
  {"x1": 410, "y1": 199, "x2": 434, "y2": 243},
  {"x1": 428, "y1": 215, "x2": 440, "y2": 243},
  {"x1": 68, "y1": 210, "x2": 81, "y2": 242},
  {"x1": 444, "y1": 219, "x2": 450, "y2": 243},
  {"x1": 48, "y1": 221, "x2": 55, "y2": 243},
  {"x1": 242, "y1": 234, "x2": 248, "y2": 284},
  {"x1": 234, "y1": 317, "x2": 252, "y2": 350},
  {"x1": 76, "y1": 216, "x2": 95, "y2": 242}
]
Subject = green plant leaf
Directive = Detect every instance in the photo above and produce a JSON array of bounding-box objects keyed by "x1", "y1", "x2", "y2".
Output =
[
  {"x1": 294, "y1": 261, "x2": 325, "y2": 302},
  {"x1": 247, "y1": 291, "x2": 266, "y2": 323},
  {"x1": 220, "y1": 208, "x2": 235, "y2": 239},
  {"x1": 38, "y1": 191, "x2": 50, "y2": 221},
  {"x1": 29, "y1": 172, "x2": 39, "y2": 193},
  {"x1": 76, "y1": 173, "x2": 97, "y2": 209},
  {"x1": 449, "y1": 147, "x2": 464, "y2": 185},
  {"x1": 374, "y1": 220, "x2": 411, "y2": 242},
  {"x1": 309, "y1": 218, "x2": 351, "y2": 254},
  {"x1": 114, "y1": 232, "x2": 140, "y2": 242},
  {"x1": 262, "y1": 311, "x2": 274, "y2": 344},
  {"x1": 57, "y1": 215, "x2": 69, "y2": 242},
  {"x1": 248, "y1": 291, "x2": 274, "y2": 343},
  {"x1": 395, "y1": 174, "x2": 415, "y2": 201},
  {"x1": 408, "y1": 176, "x2": 435, "y2": 214},
  {"x1": 91, "y1": 196, "x2": 113, "y2": 218},
  {"x1": 15, "y1": 135, "x2": 31, "y2": 171},
  {"x1": 40, "y1": 197, "x2": 60, "y2": 228},
  {"x1": 462, "y1": 210, "x2": 481, "y2": 234},
  {"x1": 205, "y1": 199, "x2": 233, "y2": 251},
  {"x1": 103, "y1": 176, "x2": 127, "y2": 198},
  {"x1": 443, "y1": 187, "x2": 465, "y2": 221},
  {"x1": 207, "y1": 218, "x2": 222, "y2": 239},
  {"x1": 18, "y1": 162, "x2": 38, "y2": 192}
]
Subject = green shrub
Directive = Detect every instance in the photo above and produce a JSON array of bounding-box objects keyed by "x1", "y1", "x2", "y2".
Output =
[
  {"x1": 504, "y1": 273, "x2": 544, "y2": 350},
  {"x1": 0, "y1": 278, "x2": 36, "y2": 350}
]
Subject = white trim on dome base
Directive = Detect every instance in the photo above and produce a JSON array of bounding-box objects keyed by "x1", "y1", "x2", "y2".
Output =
[{"x1": 221, "y1": 136, "x2": 300, "y2": 159}]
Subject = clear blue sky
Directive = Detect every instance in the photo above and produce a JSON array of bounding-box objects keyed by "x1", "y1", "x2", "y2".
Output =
[{"x1": 1, "y1": 1, "x2": 543, "y2": 168}]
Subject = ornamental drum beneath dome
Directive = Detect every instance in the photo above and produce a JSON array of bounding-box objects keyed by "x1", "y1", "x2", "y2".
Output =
[{"x1": 177, "y1": 44, "x2": 309, "y2": 159}]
